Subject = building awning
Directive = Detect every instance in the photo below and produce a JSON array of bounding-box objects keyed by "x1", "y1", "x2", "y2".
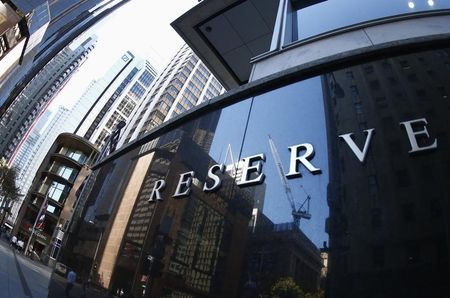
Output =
[{"x1": 172, "y1": 0, "x2": 279, "y2": 89}]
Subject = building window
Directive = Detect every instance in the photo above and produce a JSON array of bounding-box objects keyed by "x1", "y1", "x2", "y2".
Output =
[
  {"x1": 61, "y1": 148, "x2": 87, "y2": 164},
  {"x1": 354, "y1": 102, "x2": 363, "y2": 115},
  {"x1": 138, "y1": 70, "x2": 155, "y2": 87},
  {"x1": 57, "y1": 165, "x2": 77, "y2": 182},
  {"x1": 48, "y1": 181, "x2": 70, "y2": 203},
  {"x1": 47, "y1": 204, "x2": 56, "y2": 214},
  {"x1": 130, "y1": 82, "x2": 146, "y2": 99}
]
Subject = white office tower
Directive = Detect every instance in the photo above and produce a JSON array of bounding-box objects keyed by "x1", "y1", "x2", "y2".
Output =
[
  {"x1": 75, "y1": 53, "x2": 157, "y2": 148},
  {"x1": 7, "y1": 52, "x2": 157, "y2": 224},
  {"x1": 120, "y1": 44, "x2": 225, "y2": 145},
  {"x1": 1, "y1": 36, "x2": 97, "y2": 162},
  {"x1": 9, "y1": 106, "x2": 70, "y2": 224}
]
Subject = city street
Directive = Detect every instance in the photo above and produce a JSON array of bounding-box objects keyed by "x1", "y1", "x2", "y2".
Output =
[{"x1": 0, "y1": 239, "x2": 51, "y2": 298}]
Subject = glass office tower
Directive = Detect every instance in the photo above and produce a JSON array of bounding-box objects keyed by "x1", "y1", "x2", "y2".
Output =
[{"x1": 49, "y1": 1, "x2": 450, "y2": 297}]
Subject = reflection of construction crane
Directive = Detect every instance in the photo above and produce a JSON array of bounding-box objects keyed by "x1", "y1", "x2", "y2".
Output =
[{"x1": 268, "y1": 136, "x2": 311, "y2": 227}]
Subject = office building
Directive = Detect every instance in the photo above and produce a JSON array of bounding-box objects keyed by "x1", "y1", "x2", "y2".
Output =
[
  {"x1": 71, "y1": 51, "x2": 139, "y2": 141},
  {"x1": 10, "y1": 106, "x2": 70, "y2": 225},
  {"x1": 0, "y1": 36, "x2": 96, "y2": 162},
  {"x1": 7, "y1": 52, "x2": 155, "y2": 225},
  {"x1": 8, "y1": 110, "x2": 51, "y2": 223},
  {"x1": 13, "y1": 133, "x2": 98, "y2": 264},
  {"x1": 76, "y1": 55, "x2": 157, "y2": 148},
  {"x1": 0, "y1": 0, "x2": 131, "y2": 111},
  {"x1": 50, "y1": 1, "x2": 450, "y2": 297},
  {"x1": 120, "y1": 44, "x2": 225, "y2": 145},
  {"x1": 12, "y1": 110, "x2": 51, "y2": 188}
]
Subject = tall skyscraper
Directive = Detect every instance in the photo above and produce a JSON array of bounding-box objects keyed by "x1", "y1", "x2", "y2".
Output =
[
  {"x1": 75, "y1": 53, "x2": 158, "y2": 148},
  {"x1": 0, "y1": 0, "x2": 131, "y2": 112},
  {"x1": 7, "y1": 52, "x2": 156, "y2": 223},
  {"x1": 120, "y1": 44, "x2": 225, "y2": 145},
  {"x1": 0, "y1": 36, "x2": 96, "y2": 162},
  {"x1": 12, "y1": 110, "x2": 51, "y2": 181},
  {"x1": 9, "y1": 106, "x2": 70, "y2": 224},
  {"x1": 70, "y1": 51, "x2": 138, "y2": 136},
  {"x1": 12, "y1": 110, "x2": 51, "y2": 190}
]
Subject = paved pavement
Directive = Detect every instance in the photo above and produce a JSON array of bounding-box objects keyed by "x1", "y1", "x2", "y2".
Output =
[
  {"x1": 0, "y1": 237, "x2": 112, "y2": 298},
  {"x1": 48, "y1": 273, "x2": 110, "y2": 298},
  {"x1": 0, "y1": 239, "x2": 52, "y2": 298}
]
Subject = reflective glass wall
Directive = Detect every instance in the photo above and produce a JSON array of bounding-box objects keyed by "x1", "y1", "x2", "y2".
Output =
[
  {"x1": 293, "y1": 0, "x2": 450, "y2": 42},
  {"x1": 53, "y1": 47, "x2": 450, "y2": 298}
]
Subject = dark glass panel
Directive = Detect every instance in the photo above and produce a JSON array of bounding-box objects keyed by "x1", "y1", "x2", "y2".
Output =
[
  {"x1": 238, "y1": 77, "x2": 329, "y2": 296},
  {"x1": 294, "y1": 0, "x2": 450, "y2": 42},
  {"x1": 50, "y1": 48, "x2": 450, "y2": 298}
]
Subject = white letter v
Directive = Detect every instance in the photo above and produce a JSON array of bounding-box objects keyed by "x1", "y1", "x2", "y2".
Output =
[{"x1": 339, "y1": 128, "x2": 375, "y2": 163}]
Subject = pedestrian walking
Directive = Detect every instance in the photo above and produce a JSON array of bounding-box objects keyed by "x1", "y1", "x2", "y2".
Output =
[
  {"x1": 17, "y1": 239, "x2": 24, "y2": 252},
  {"x1": 65, "y1": 269, "x2": 77, "y2": 297},
  {"x1": 10, "y1": 235, "x2": 17, "y2": 248}
]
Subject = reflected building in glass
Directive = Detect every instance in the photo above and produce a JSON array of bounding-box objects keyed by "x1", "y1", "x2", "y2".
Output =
[
  {"x1": 50, "y1": 0, "x2": 450, "y2": 297},
  {"x1": 322, "y1": 51, "x2": 450, "y2": 297}
]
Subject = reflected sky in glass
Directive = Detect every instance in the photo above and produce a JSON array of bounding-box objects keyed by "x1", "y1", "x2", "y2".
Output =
[
  {"x1": 208, "y1": 99, "x2": 252, "y2": 164},
  {"x1": 241, "y1": 77, "x2": 329, "y2": 247},
  {"x1": 296, "y1": 0, "x2": 450, "y2": 41}
]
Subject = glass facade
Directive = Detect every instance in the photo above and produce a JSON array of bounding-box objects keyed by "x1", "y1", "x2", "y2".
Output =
[
  {"x1": 293, "y1": 0, "x2": 450, "y2": 42},
  {"x1": 54, "y1": 47, "x2": 450, "y2": 297},
  {"x1": 59, "y1": 147, "x2": 87, "y2": 164}
]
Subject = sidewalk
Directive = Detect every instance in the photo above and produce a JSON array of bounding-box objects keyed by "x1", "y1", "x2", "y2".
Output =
[
  {"x1": 0, "y1": 237, "x2": 52, "y2": 298},
  {"x1": 48, "y1": 273, "x2": 110, "y2": 298}
]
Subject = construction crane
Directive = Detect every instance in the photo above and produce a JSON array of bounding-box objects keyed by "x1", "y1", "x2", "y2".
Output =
[{"x1": 268, "y1": 136, "x2": 311, "y2": 228}]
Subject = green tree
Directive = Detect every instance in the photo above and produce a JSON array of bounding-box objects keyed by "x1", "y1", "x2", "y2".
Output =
[
  {"x1": 0, "y1": 159, "x2": 21, "y2": 225},
  {"x1": 270, "y1": 277, "x2": 305, "y2": 298}
]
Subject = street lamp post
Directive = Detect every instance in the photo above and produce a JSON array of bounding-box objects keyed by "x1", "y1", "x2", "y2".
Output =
[
  {"x1": 88, "y1": 220, "x2": 103, "y2": 284},
  {"x1": 25, "y1": 192, "x2": 49, "y2": 256}
]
